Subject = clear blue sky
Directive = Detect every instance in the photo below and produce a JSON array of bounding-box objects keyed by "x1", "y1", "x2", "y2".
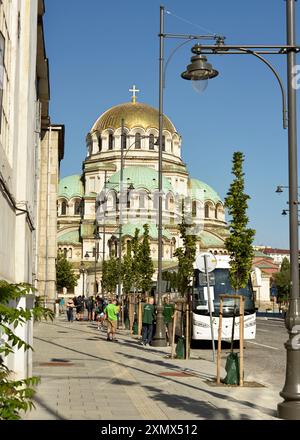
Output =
[{"x1": 44, "y1": 0, "x2": 300, "y2": 249}]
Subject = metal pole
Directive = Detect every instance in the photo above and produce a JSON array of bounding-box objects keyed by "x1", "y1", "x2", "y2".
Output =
[
  {"x1": 278, "y1": 0, "x2": 300, "y2": 420},
  {"x1": 119, "y1": 119, "x2": 125, "y2": 328},
  {"x1": 118, "y1": 119, "x2": 124, "y2": 301},
  {"x1": 102, "y1": 170, "x2": 107, "y2": 295},
  {"x1": 204, "y1": 255, "x2": 215, "y2": 362},
  {"x1": 152, "y1": 5, "x2": 167, "y2": 346},
  {"x1": 82, "y1": 270, "x2": 85, "y2": 296},
  {"x1": 94, "y1": 241, "x2": 97, "y2": 296}
]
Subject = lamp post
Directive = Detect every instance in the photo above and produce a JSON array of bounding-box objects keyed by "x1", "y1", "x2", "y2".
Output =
[
  {"x1": 157, "y1": 1, "x2": 300, "y2": 417},
  {"x1": 152, "y1": 6, "x2": 222, "y2": 348},
  {"x1": 79, "y1": 263, "x2": 86, "y2": 297}
]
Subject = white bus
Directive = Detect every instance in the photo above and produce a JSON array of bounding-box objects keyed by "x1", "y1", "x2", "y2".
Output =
[{"x1": 192, "y1": 255, "x2": 256, "y2": 341}]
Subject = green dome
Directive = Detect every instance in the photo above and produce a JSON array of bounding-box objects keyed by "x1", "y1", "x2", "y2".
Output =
[
  {"x1": 105, "y1": 166, "x2": 173, "y2": 192},
  {"x1": 115, "y1": 223, "x2": 172, "y2": 240},
  {"x1": 189, "y1": 178, "x2": 222, "y2": 204},
  {"x1": 198, "y1": 230, "x2": 224, "y2": 247},
  {"x1": 59, "y1": 175, "x2": 84, "y2": 200},
  {"x1": 58, "y1": 230, "x2": 81, "y2": 245}
]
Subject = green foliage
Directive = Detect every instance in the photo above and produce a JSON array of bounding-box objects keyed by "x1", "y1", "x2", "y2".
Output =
[
  {"x1": 138, "y1": 224, "x2": 155, "y2": 294},
  {"x1": 224, "y1": 152, "x2": 255, "y2": 291},
  {"x1": 131, "y1": 228, "x2": 142, "y2": 292},
  {"x1": 162, "y1": 270, "x2": 178, "y2": 291},
  {"x1": 102, "y1": 256, "x2": 118, "y2": 294},
  {"x1": 121, "y1": 225, "x2": 154, "y2": 294},
  {"x1": 121, "y1": 241, "x2": 134, "y2": 295},
  {"x1": 0, "y1": 281, "x2": 54, "y2": 420},
  {"x1": 56, "y1": 253, "x2": 79, "y2": 290},
  {"x1": 174, "y1": 217, "x2": 197, "y2": 297},
  {"x1": 274, "y1": 257, "x2": 290, "y2": 303}
]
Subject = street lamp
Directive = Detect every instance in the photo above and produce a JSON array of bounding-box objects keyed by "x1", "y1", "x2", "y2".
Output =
[
  {"x1": 157, "y1": 1, "x2": 300, "y2": 418},
  {"x1": 84, "y1": 230, "x2": 101, "y2": 296},
  {"x1": 152, "y1": 7, "x2": 221, "y2": 349}
]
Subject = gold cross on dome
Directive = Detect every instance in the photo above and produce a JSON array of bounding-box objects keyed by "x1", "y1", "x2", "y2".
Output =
[{"x1": 129, "y1": 84, "x2": 140, "y2": 103}]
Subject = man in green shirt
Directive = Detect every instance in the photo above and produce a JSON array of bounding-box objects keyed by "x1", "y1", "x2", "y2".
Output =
[
  {"x1": 104, "y1": 298, "x2": 118, "y2": 342},
  {"x1": 163, "y1": 296, "x2": 175, "y2": 346},
  {"x1": 141, "y1": 297, "x2": 155, "y2": 346}
]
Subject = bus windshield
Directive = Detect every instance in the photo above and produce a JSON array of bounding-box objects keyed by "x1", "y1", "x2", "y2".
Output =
[{"x1": 193, "y1": 268, "x2": 255, "y2": 316}]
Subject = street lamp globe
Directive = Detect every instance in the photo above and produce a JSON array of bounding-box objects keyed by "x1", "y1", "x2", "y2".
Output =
[{"x1": 181, "y1": 44, "x2": 219, "y2": 81}]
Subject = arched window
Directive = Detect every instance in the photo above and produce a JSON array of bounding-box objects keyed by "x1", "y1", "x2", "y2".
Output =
[
  {"x1": 149, "y1": 134, "x2": 155, "y2": 150},
  {"x1": 192, "y1": 201, "x2": 197, "y2": 217},
  {"x1": 108, "y1": 237, "x2": 118, "y2": 258},
  {"x1": 135, "y1": 133, "x2": 141, "y2": 149},
  {"x1": 63, "y1": 248, "x2": 67, "y2": 258},
  {"x1": 162, "y1": 135, "x2": 166, "y2": 151},
  {"x1": 108, "y1": 133, "x2": 114, "y2": 150},
  {"x1": 170, "y1": 238, "x2": 176, "y2": 258},
  {"x1": 139, "y1": 192, "x2": 146, "y2": 209},
  {"x1": 61, "y1": 201, "x2": 67, "y2": 216},
  {"x1": 204, "y1": 203, "x2": 210, "y2": 218},
  {"x1": 98, "y1": 135, "x2": 102, "y2": 151},
  {"x1": 153, "y1": 191, "x2": 159, "y2": 210},
  {"x1": 215, "y1": 206, "x2": 218, "y2": 219},
  {"x1": 74, "y1": 200, "x2": 81, "y2": 215},
  {"x1": 68, "y1": 248, "x2": 72, "y2": 259}
]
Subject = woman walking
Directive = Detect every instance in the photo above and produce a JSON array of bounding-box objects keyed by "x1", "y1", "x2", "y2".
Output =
[{"x1": 66, "y1": 297, "x2": 75, "y2": 322}]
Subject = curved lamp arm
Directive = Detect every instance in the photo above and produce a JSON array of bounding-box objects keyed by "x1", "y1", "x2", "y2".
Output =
[
  {"x1": 238, "y1": 48, "x2": 288, "y2": 129},
  {"x1": 163, "y1": 39, "x2": 197, "y2": 88}
]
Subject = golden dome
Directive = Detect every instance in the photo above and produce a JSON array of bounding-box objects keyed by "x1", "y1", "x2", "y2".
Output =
[{"x1": 91, "y1": 102, "x2": 177, "y2": 134}]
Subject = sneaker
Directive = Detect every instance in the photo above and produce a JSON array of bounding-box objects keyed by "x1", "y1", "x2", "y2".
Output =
[
  {"x1": 140, "y1": 341, "x2": 146, "y2": 346},
  {"x1": 107, "y1": 337, "x2": 112, "y2": 342}
]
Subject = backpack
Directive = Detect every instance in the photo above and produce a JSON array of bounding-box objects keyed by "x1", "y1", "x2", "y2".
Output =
[{"x1": 87, "y1": 298, "x2": 94, "y2": 309}]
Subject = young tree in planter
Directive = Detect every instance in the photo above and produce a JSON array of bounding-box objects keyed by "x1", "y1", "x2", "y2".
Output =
[
  {"x1": 174, "y1": 216, "x2": 197, "y2": 358},
  {"x1": 131, "y1": 228, "x2": 142, "y2": 294},
  {"x1": 274, "y1": 257, "x2": 290, "y2": 306},
  {"x1": 225, "y1": 151, "x2": 255, "y2": 292},
  {"x1": 121, "y1": 240, "x2": 134, "y2": 296},
  {"x1": 174, "y1": 217, "x2": 197, "y2": 297},
  {"x1": 138, "y1": 224, "x2": 154, "y2": 295},
  {"x1": 0, "y1": 282, "x2": 54, "y2": 419},
  {"x1": 102, "y1": 256, "x2": 118, "y2": 295},
  {"x1": 56, "y1": 253, "x2": 79, "y2": 292}
]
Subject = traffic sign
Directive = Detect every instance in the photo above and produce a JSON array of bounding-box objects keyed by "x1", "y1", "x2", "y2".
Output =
[{"x1": 195, "y1": 252, "x2": 217, "y2": 273}]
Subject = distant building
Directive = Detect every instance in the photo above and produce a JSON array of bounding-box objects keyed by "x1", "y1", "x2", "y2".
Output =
[
  {"x1": 251, "y1": 250, "x2": 280, "y2": 309},
  {"x1": 262, "y1": 248, "x2": 290, "y2": 265}
]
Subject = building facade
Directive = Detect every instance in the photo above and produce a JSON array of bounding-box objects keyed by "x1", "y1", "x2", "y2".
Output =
[
  {"x1": 0, "y1": 0, "x2": 64, "y2": 379},
  {"x1": 58, "y1": 94, "x2": 229, "y2": 296}
]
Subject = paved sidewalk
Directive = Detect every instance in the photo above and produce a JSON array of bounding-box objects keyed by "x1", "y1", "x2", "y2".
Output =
[{"x1": 22, "y1": 316, "x2": 281, "y2": 420}]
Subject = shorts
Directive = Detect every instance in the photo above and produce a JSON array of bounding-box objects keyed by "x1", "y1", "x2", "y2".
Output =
[{"x1": 107, "y1": 319, "x2": 117, "y2": 333}]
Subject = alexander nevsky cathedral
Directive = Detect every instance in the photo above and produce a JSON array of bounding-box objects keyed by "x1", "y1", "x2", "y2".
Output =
[{"x1": 57, "y1": 87, "x2": 229, "y2": 296}]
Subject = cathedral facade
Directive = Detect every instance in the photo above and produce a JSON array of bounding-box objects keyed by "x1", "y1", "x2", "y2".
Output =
[{"x1": 57, "y1": 92, "x2": 229, "y2": 296}]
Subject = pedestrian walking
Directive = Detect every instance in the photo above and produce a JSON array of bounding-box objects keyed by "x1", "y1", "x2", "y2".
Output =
[
  {"x1": 141, "y1": 297, "x2": 155, "y2": 346},
  {"x1": 86, "y1": 295, "x2": 95, "y2": 321},
  {"x1": 66, "y1": 297, "x2": 75, "y2": 322},
  {"x1": 104, "y1": 298, "x2": 118, "y2": 342},
  {"x1": 59, "y1": 297, "x2": 65, "y2": 314},
  {"x1": 163, "y1": 296, "x2": 175, "y2": 346},
  {"x1": 75, "y1": 295, "x2": 84, "y2": 321}
]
